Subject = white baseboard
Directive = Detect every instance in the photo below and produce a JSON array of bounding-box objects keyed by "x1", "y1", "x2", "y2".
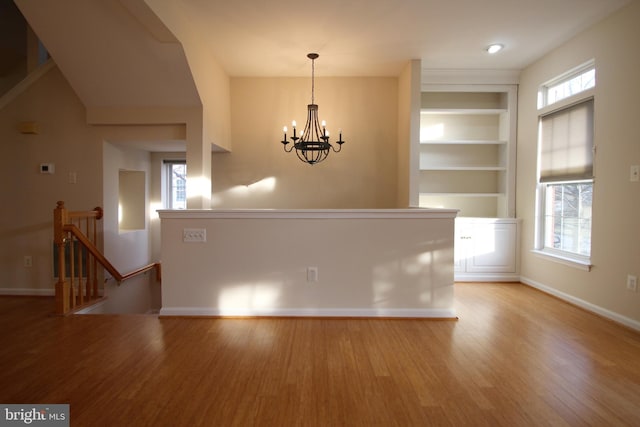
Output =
[
  {"x1": 0, "y1": 288, "x2": 54, "y2": 296},
  {"x1": 520, "y1": 276, "x2": 640, "y2": 332},
  {"x1": 159, "y1": 307, "x2": 457, "y2": 319},
  {"x1": 455, "y1": 274, "x2": 520, "y2": 282}
]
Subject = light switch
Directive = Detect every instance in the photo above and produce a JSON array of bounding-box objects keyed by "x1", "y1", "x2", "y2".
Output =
[
  {"x1": 630, "y1": 165, "x2": 639, "y2": 182},
  {"x1": 183, "y1": 228, "x2": 206, "y2": 242}
]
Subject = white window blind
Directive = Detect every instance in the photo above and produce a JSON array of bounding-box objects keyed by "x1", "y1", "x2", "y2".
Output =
[{"x1": 539, "y1": 99, "x2": 594, "y2": 183}]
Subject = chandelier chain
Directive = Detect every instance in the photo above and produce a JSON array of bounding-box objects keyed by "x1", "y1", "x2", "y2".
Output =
[{"x1": 311, "y1": 56, "x2": 315, "y2": 105}]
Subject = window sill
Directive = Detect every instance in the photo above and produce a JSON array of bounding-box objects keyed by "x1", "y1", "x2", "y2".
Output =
[{"x1": 531, "y1": 249, "x2": 592, "y2": 272}]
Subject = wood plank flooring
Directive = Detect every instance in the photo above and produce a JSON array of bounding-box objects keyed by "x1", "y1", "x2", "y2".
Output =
[{"x1": 1, "y1": 283, "x2": 640, "y2": 426}]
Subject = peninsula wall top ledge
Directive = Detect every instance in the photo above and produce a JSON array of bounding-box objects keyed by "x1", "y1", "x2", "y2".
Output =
[{"x1": 157, "y1": 208, "x2": 459, "y2": 220}]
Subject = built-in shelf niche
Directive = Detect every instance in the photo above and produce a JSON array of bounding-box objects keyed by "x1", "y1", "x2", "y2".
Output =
[
  {"x1": 118, "y1": 169, "x2": 146, "y2": 231},
  {"x1": 419, "y1": 86, "x2": 516, "y2": 218}
]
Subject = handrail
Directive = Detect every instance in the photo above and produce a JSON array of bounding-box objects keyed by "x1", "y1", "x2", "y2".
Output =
[
  {"x1": 53, "y1": 201, "x2": 161, "y2": 315},
  {"x1": 63, "y1": 224, "x2": 161, "y2": 283}
]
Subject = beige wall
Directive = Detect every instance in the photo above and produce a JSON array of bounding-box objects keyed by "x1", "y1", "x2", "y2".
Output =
[
  {"x1": 211, "y1": 76, "x2": 399, "y2": 209},
  {"x1": 146, "y1": 0, "x2": 232, "y2": 209},
  {"x1": 517, "y1": 1, "x2": 640, "y2": 325},
  {"x1": 397, "y1": 60, "x2": 421, "y2": 208},
  {"x1": 0, "y1": 66, "x2": 102, "y2": 293},
  {"x1": 0, "y1": 64, "x2": 162, "y2": 311}
]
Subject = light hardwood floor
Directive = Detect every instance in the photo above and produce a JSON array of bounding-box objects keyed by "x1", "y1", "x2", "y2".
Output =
[{"x1": 1, "y1": 283, "x2": 639, "y2": 426}]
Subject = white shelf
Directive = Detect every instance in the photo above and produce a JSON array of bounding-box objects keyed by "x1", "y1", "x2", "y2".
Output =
[
  {"x1": 420, "y1": 108, "x2": 507, "y2": 115},
  {"x1": 420, "y1": 192, "x2": 501, "y2": 197},
  {"x1": 421, "y1": 139, "x2": 507, "y2": 145},
  {"x1": 417, "y1": 86, "x2": 517, "y2": 218},
  {"x1": 420, "y1": 166, "x2": 506, "y2": 171}
]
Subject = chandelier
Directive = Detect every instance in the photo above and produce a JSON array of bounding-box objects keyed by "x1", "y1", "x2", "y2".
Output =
[{"x1": 281, "y1": 53, "x2": 345, "y2": 165}]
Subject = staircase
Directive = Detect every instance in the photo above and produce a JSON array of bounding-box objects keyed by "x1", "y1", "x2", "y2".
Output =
[{"x1": 53, "y1": 201, "x2": 161, "y2": 315}]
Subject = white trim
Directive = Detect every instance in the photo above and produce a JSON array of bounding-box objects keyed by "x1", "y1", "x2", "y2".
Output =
[
  {"x1": 520, "y1": 277, "x2": 640, "y2": 332},
  {"x1": 158, "y1": 208, "x2": 459, "y2": 220},
  {"x1": 0, "y1": 288, "x2": 54, "y2": 296},
  {"x1": 159, "y1": 307, "x2": 457, "y2": 319},
  {"x1": 455, "y1": 274, "x2": 520, "y2": 282},
  {"x1": 74, "y1": 299, "x2": 108, "y2": 314},
  {"x1": 531, "y1": 249, "x2": 592, "y2": 271},
  {"x1": 421, "y1": 69, "x2": 520, "y2": 86},
  {"x1": 538, "y1": 59, "x2": 595, "y2": 110},
  {"x1": 537, "y1": 89, "x2": 595, "y2": 117}
]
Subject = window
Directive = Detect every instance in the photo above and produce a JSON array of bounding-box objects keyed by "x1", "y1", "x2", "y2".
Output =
[
  {"x1": 164, "y1": 160, "x2": 187, "y2": 209},
  {"x1": 543, "y1": 181, "x2": 592, "y2": 257},
  {"x1": 536, "y1": 64, "x2": 595, "y2": 268},
  {"x1": 538, "y1": 61, "x2": 595, "y2": 109}
]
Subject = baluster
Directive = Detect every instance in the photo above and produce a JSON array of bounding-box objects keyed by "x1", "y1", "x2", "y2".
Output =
[
  {"x1": 77, "y1": 233, "x2": 84, "y2": 306},
  {"x1": 53, "y1": 201, "x2": 70, "y2": 315},
  {"x1": 91, "y1": 214, "x2": 98, "y2": 298},
  {"x1": 70, "y1": 232, "x2": 77, "y2": 308},
  {"x1": 83, "y1": 217, "x2": 90, "y2": 299}
]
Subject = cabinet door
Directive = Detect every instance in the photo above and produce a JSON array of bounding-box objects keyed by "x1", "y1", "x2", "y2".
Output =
[{"x1": 466, "y1": 223, "x2": 517, "y2": 273}]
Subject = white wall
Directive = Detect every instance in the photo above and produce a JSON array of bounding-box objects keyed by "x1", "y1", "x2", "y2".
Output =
[
  {"x1": 517, "y1": 1, "x2": 640, "y2": 326},
  {"x1": 96, "y1": 142, "x2": 158, "y2": 313},
  {"x1": 397, "y1": 59, "x2": 422, "y2": 208},
  {"x1": 159, "y1": 210, "x2": 456, "y2": 317}
]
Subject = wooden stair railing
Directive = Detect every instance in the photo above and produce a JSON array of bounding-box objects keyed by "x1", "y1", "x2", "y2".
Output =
[{"x1": 53, "y1": 201, "x2": 161, "y2": 315}]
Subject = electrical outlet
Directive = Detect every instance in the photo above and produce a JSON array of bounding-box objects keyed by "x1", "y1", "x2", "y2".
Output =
[
  {"x1": 627, "y1": 275, "x2": 638, "y2": 292},
  {"x1": 23, "y1": 255, "x2": 33, "y2": 267},
  {"x1": 39, "y1": 163, "x2": 55, "y2": 174},
  {"x1": 307, "y1": 267, "x2": 318, "y2": 282},
  {"x1": 183, "y1": 228, "x2": 206, "y2": 242}
]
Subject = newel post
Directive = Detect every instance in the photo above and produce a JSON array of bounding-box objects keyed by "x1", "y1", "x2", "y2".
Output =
[{"x1": 54, "y1": 201, "x2": 70, "y2": 314}]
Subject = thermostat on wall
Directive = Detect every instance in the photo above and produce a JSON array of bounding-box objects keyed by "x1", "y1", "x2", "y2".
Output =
[{"x1": 39, "y1": 163, "x2": 55, "y2": 174}]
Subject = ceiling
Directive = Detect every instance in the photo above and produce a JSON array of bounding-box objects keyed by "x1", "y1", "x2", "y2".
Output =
[
  {"x1": 177, "y1": 0, "x2": 631, "y2": 77},
  {"x1": 11, "y1": 0, "x2": 631, "y2": 152}
]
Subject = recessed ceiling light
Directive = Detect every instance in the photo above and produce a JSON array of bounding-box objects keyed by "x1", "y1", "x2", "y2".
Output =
[{"x1": 486, "y1": 44, "x2": 504, "y2": 54}]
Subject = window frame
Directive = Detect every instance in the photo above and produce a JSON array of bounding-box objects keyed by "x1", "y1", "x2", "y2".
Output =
[
  {"x1": 534, "y1": 63, "x2": 596, "y2": 270},
  {"x1": 163, "y1": 160, "x2": 187, "y2": 210},
  {"x1": 534, "y1": 180, "x2": 593, "y2": 269},
  {"x1": 537, "y1": 60, "x2": 595, "y2": 109}
]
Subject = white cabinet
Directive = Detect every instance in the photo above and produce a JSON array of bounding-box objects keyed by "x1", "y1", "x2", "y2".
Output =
[
  {"x1": 419, "y1": 86, "x2": 517, "y2": 218},
  {"x1": 454, "y1": 218, "x2": 520, "y2": 281},
  {"x1": 416, "y1": 84, "x2": 519, "y2": 281}
]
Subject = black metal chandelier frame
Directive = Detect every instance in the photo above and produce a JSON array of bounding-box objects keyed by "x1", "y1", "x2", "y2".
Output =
[{"x1": 281, "y1": 53, "x2": 345, "y2": 165}]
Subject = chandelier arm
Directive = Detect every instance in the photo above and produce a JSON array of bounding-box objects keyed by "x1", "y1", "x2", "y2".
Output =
[{"x1": 283, "y1": 142, "x2": 294, "y2": 152}]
